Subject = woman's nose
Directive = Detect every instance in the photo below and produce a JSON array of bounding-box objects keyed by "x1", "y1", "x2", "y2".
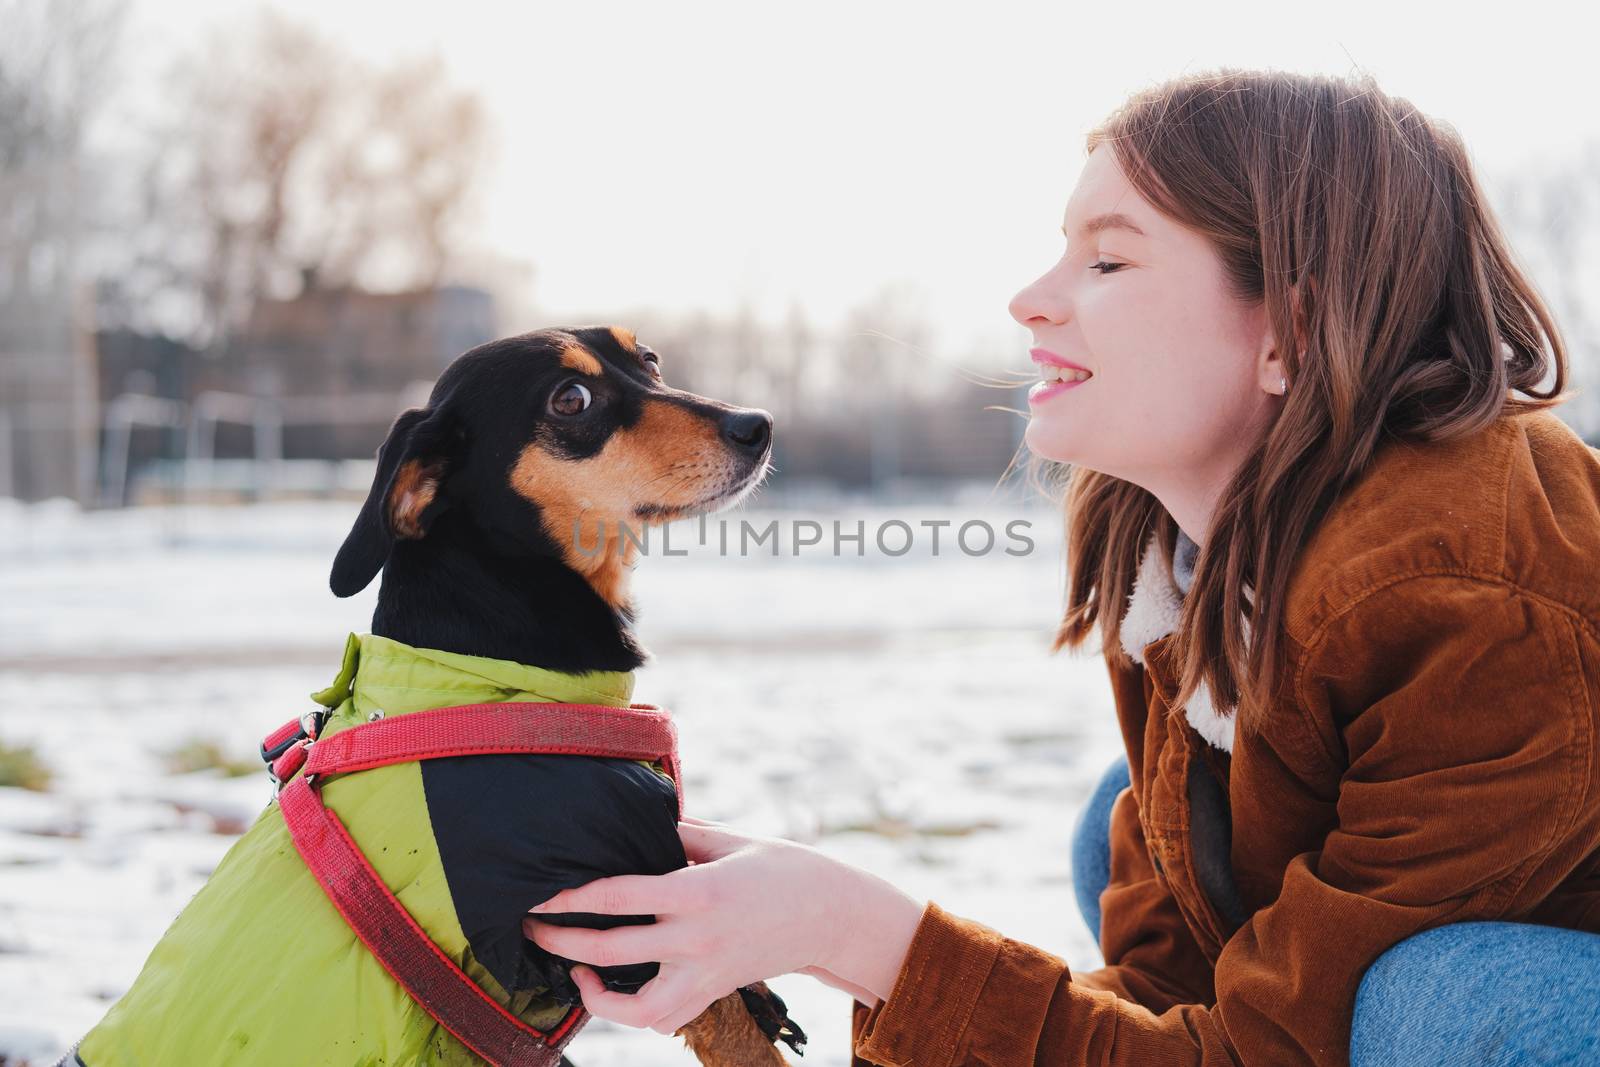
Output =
[{"x1": 1008, "y1": 267, "x2": 1067, "y2": 328}]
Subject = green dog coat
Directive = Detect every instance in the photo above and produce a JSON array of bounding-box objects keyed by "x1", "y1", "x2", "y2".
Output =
[{"x1": 69, "y1": 633, "x2": 682, "y2": 1066}]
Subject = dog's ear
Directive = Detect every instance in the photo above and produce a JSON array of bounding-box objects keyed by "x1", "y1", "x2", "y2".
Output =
[{"x1": 330, "y1": 405, "x2": 459, "y2": 598}]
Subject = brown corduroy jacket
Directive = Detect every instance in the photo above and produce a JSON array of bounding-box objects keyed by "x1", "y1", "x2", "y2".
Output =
[{"x1": 850, "y1": 408, "x2": 1600, "y2": 1066}]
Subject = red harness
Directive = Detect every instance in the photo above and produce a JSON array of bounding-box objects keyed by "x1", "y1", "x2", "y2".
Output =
[{"x1": 260, "y1": 701, "x2": 683, "y2": 1067}]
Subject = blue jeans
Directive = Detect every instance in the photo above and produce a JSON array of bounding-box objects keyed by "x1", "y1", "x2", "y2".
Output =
[{"x1": 1069, "y1": 755, "x2": 1600, "y2": 1066}]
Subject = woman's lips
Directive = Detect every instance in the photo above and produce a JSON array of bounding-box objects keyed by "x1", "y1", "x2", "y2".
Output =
[
  {"x1": 1028, "y1": 377, "x2": 1090, "y2": 405},
  {"x1": 1029, "y1": 347, "x2": 1093, "y2": 373}
]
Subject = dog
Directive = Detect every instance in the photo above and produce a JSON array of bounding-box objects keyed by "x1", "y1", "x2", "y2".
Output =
[{"x1": 60, "y1": 326, "x2": 804, "y2": 1066}]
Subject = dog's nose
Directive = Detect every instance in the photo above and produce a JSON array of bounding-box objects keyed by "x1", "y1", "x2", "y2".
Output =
[{"x1": 721, "y1": 409, "x2": 772, "y2": 455}]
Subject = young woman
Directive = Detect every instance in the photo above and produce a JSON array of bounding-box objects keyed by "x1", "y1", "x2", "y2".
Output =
[{"x1": 522, "y1": 69, "x2": 1600, "y2": 1065}]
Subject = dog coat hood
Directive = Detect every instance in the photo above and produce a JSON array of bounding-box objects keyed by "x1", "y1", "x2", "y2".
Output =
[{"x1": 72, "y1": 634, "x2": 682, "y2": 1066}]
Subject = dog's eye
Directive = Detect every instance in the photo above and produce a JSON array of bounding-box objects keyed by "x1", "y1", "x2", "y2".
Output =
[
  {"x1": 641, "y1": 350, "x2": 662, "y2": 377},
  {"x1": 550, "y1": 381, "x2": 592, "y2": 416}
]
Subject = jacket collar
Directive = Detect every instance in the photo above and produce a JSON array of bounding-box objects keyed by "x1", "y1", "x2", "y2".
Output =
[
  {"x1": 311, "y1": 632, "x2": 637, "y2": 721},
  {"x1": 1117, "y1": 529, "x2": 1237, "y2": 753}
]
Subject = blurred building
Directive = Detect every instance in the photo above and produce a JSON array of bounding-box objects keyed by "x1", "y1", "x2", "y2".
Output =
[
  {"x1": 773, "y1": 381, "x2": 1026, "y2": 489},
  {"x1": 93, "y1": 285, "x2": 497, "y2": 487},
  {"x1": 99, "y1": 285, "x2": 497, "y2": 402},
  {"x1": 230, "y1": 284, "x2": 496, "y2": 457},
  {"x1": 238, "y1": 285, "x2": 496, "y2": 398}
]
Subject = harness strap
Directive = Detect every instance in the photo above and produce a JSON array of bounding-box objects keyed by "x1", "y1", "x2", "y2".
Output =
[
  {"x1": 301, "y1": 702, "x2": 683, "y2": 818},
  {"x1": 269, "y1": 701, "x2": 683, "y2": 1067}
]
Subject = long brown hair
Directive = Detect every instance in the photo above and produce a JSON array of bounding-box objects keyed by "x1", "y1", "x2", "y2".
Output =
[{"x1": 1046, "y1": 68, "x2": 1575, "y2": 735}]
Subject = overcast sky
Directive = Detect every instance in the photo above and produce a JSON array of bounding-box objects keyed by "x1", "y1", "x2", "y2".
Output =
[{"x1": 121, "y1": 0, "x2": 1597, "y2": 359}]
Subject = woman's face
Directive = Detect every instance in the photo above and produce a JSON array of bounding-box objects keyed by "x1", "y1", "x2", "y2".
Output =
[{"x1": 1010, "y1": 147, "x2": 1283, "y2": 527}]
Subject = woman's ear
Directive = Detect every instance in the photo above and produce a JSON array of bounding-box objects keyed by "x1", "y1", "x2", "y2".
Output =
[
  {"x1": 1258, "y1": 276, "x2": 1316, "y2": 394},
  {"x1": 330, "y1": 405, "x2": 459, "y2": 598}
]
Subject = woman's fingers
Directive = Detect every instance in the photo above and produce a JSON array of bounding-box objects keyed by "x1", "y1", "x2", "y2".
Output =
[
  {"x1": 523, "y1": 917, "x2": 684, "y2": 968},
  {"x1": 677, "y1": 820, "x2": 746, "y2": 863},
  {"x1": 648, "y1": 991, "x2": 719, "y2": 1037},
  {"x1": 570, "y1": 963, "x2": 667, "y2": 1027},
  {"x1": 570, "y1": 962, "x2": 705, "y2": 1032},
  {"x1": 527, "y1": 869, "x2": 703, "y2": 916},
  {"x1": 525, "y1": 826, "x2": 749, "y2": 918}
]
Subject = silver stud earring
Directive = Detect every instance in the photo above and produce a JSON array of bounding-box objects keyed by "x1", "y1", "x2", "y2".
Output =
[{"x1": 1279, "y1": 376, "x2": 1288, "y2": 395}]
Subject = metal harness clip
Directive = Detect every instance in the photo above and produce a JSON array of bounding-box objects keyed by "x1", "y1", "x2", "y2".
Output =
[{"x1": 262, "y1": 709, "x2": 329, "y2": 793}]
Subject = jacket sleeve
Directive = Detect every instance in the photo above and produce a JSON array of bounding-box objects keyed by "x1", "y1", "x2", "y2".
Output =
[{"x1": 851, "y1": 577, "x2": 1600, "y2": 1067}]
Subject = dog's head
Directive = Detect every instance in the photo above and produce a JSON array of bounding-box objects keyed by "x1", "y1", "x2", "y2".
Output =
[{"x1": 331, "y1": 326, "x2": 772, "y2": 609}]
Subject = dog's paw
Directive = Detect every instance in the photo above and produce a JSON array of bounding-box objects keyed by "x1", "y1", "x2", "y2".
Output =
[{"x1": 737, "y1": 981, "x2": 807, "y2": 1055}]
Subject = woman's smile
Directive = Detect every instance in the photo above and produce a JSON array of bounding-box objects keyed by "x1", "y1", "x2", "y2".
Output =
[{"x1": 1028, "y1": 346, "x2": 1094, "y2": 404}]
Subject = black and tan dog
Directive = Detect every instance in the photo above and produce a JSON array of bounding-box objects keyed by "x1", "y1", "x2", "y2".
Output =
[
  {"x1": 333, "y1": 325, "x2": 775, "y2": 669},
  {"x1": 62, "y1": 327, "x2": 801, "y2": 1067}
]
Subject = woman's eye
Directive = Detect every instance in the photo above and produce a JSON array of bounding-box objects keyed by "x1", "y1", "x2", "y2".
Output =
[
  {"x1": 550, "y1": 381, "x2": 592, "y2": 416},
  {"x1": 1090, "y1": 261, "x2": 1126, "y2": 275}
]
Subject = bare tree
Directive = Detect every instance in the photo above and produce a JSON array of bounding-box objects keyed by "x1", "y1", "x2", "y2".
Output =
[
  {"x1": 103, "y1": 10, "x2": 488, "y2": 352},
  {"x1": 0, "y1": 0, "x2": 123, "y2": 346}
]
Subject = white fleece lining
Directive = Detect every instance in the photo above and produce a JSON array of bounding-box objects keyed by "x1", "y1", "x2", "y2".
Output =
[{"x1": 1116, "y1": 530, "x2": 1237, "y2": 753}]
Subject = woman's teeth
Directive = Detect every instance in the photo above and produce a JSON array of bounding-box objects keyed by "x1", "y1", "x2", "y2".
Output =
[{"x1": 1040, "y1": 365, "x2": 1092, "y2": 383}]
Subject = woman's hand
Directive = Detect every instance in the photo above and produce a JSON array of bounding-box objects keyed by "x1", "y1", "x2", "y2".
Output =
[{"x1": 521, "y1": 815, "x2": 926, "y2": 1036}]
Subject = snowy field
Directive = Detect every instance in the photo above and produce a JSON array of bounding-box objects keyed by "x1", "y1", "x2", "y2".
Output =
[{"x1": 0, "y1": 495, "x2": 1125, "y2": 1066}]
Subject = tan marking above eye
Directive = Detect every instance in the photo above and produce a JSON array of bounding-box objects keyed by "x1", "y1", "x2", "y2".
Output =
[
  {"x1": 559, "y1": 343, "x2": 605, "y2": 377},
  {"x1": 609, "y1": 326, "x2": 638, "y2": 352}
]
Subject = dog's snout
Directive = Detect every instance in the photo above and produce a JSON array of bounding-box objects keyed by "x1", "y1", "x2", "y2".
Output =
[{"x1": 721, "y1": 409, "x2": 772, "y2": 455}]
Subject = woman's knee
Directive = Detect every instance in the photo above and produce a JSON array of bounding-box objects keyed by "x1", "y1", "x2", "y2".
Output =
[
  {"x1": 1351, "y1": 920, "x2": 1600, "y2": 1066},
  {"x1": 1071, "y1": 754, "x2": 1130, "y2": 944}
]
